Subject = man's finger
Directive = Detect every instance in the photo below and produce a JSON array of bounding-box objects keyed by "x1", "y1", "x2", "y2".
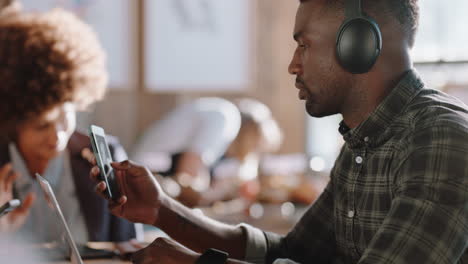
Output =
[
  {"x1": 109, "y1": 196, "x2": 127, "y2": 215},
  {"x1": 89, "y1": 166, "x2": 100, "y2": 181},
  {"x1": 95, "y1": 181, "x2": 107, "y2": 193},
  {"x1": 111, "y1": 160, "x2": 153, "y2": 181},
  {"x1": 117, "y1": 195, "x2": 127, "y2": 205},
  {"x1": 109, "y1": 195, "x2": 127, "y2": 209},
  {"x1": 81, "y1": 148, "x2": 96, "y2": 165},
  {"x1": 111, "y1": 160, "x2": 146, "y2": 173},
  {"x1": 115, "y1": 169, "x2": 127, "y2": 196},
  {"x1": 152, "y1": 237, "x2": 168, "y2": 246},
  {"x1": 111, "y1": 160, "x2": 133, "y2": 170}
]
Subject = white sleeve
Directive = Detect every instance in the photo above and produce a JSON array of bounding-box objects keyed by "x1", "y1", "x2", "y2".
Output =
[
  {"x1": 273, "y1": 259, "x2": 301, "y2": 264},
  {"x1": 238, "y1": 223, "x2": 268, "y2": 264},
  {"x1": 185, "y1": 98, "x2": 241, "y2": 166},
  {"x1": 130, "y1": 104, "x2": 195, "y2": 164},
  {"x1": 131, "y1": 98, "x2": 240, "y2": 167}
]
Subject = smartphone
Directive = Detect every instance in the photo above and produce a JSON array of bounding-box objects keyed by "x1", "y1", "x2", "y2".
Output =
[
  {"x1": 88, "y1": 125, "x2": 120, "y2": 200},
  {"x1": 0, "y1": 199, "x2": 21, "y2": 217}
]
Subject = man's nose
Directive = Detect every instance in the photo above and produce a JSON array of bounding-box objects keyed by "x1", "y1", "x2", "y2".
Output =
[{"x1": 288, "y1": 51, "x2": 302, "y2": 75}]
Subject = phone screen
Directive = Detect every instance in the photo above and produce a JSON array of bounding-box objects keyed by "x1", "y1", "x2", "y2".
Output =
[
  {"x1": 90, "y1": 128, "x2": 120, "y2": 200},
  {"x1": 95, "y1": 134, "x2": 113, "y2": 171}
]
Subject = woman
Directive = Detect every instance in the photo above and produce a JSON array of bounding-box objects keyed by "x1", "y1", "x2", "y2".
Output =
[{"x1": 0, "y1": 5, "x2": 139, "y2": 252}]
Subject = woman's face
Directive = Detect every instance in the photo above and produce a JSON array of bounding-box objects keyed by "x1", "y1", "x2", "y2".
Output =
[{"x1": 16, "y1": 102, "x2": 77, "y2": 161}]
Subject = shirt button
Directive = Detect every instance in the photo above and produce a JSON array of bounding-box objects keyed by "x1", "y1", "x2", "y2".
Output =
[
  {"x1": 355, "y1": 156, "x2": 363, "y2": 164},
  {"x1": 348, "y1": 210, "x2": 355, "y2": 218}
]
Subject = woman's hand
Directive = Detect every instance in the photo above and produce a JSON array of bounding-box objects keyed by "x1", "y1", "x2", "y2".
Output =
[{"x1": 0, "y1": 163, "x2": 35, "y2": 233}]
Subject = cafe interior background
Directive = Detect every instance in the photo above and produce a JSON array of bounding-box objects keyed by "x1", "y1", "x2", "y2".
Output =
[{"x1": 17, "y1": 0, "x2": 468, "y2": 234}]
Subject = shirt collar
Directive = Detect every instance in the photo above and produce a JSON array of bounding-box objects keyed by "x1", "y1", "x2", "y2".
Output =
[
  {"x1": 9, "y1": 143, "x2": 66, "y2": 192},
  {"x1": 339, "y1": 69, "x2": 425, "y2": 148}
]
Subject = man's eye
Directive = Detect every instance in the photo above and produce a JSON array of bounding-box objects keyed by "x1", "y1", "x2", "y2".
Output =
[{"x1": 299, "y1": 44, "x2": 309, "y2": 49}]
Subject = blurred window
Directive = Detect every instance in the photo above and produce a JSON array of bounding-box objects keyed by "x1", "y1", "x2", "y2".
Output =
[
  {"x1": 20, "y1": 0, "x2": 136, "y2": 89},
  {"x1": 414, "y1": 0, "x2": 468, "y2": 90},
  {"x1": 412, "y1": 0, "x2": 468, "y2": 62},
  {"x1": 144, "y1": 0, "x2": 252, "y2": 92}
]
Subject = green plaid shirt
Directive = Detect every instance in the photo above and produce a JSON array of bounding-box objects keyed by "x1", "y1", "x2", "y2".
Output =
[{"x1": 263, "y1": 70, "x2": 468, "y2": 264}]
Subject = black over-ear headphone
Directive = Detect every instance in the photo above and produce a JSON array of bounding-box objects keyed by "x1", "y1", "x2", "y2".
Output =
[{"x1": 336, "y1": 0, "x2": 382, "y2": 74}]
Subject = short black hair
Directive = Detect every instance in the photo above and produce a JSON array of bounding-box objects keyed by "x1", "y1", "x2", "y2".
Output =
[{"x1": 300, "y1": 0, "x2": 420, "y2": 47}]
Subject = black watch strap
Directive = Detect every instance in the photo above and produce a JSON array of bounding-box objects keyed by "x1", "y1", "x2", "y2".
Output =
[{"x1": 195, "y1": 248, "x2": 229, "y2": 264}]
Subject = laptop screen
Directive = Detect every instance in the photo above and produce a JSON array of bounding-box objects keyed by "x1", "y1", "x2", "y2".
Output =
[{"x1": 36, "y1": 173, "x2": 84, "y2": 264}]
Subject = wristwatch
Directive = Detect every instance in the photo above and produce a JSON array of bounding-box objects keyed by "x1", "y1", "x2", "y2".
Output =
[{"x1": 195, "y1": 248, "x2": 229, "y2": 264}]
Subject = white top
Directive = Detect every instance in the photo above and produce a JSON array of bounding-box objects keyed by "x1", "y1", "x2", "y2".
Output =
[
  {"x1": 9, "y1": 143, "x2": 88, "y2": 244},
  {"x1": 132, "y1": 97, "x2": 241, "y2": 170}
]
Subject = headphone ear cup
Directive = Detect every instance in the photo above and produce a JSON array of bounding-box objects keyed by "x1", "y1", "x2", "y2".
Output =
[{"x1": 336, "y1": 17, "x2": 382, "y2": 74}]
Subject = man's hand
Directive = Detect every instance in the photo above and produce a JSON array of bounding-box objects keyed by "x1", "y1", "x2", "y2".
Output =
[
  {"x1": 131, "y1": 237, "x2": 199, "y2": 264},
  {"x1": 0, "y1": 163, "x2": 35, "y2": 233},
  {"x1": 90, "y1": 160, "x2": 168, "y2": 226},
  {"x1": 90, "y1": 159, "x2": 248, "y2": 261}
]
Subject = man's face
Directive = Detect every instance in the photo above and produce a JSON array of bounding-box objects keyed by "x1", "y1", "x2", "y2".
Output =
[
  {"x1": 16, "y1": 102, "x2": 77, "y2": 161},
  {"x1": 289, "y1": 1, "x2": 352, "y2": 117}
]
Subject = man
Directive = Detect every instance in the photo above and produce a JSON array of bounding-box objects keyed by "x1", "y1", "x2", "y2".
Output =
[{"x1": 91, "y1": 0, "x2": 468, "y2": 263}]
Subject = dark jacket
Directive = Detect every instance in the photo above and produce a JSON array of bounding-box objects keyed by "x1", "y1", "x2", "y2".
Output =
[{"x1": 0, "y1": 132, "x2": 136, "y2": 242}]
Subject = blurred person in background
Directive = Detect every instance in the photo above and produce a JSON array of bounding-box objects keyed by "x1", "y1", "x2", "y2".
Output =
[
  {"x1": 132, "y1": 97, "x2": 282, "y2": 207},
  {"x1": 132, "y1": 97, "x2": 241, "y2": 206},
  {"x1": 0, "y1": 2, "x2": 140, "y2": 254},
  {"x1": 204, "y1": 98, "x2": 283, "y2": 205}
]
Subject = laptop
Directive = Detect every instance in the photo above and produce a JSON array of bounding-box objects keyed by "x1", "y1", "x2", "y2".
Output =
[
  {"x1": 36, "y1": 173, "x2": 118, "y2": 264},
  {"x1": 36, "y1": 173, "x2": 84, "y2": 264}
]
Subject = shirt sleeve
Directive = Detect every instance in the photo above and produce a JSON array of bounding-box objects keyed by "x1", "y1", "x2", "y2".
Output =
[
  {"x1": 187, "y1": 98, "x2": 241, "y2": 166},
  {"x1": 358, "y1": 124, "x2": 468, "y2": 264},
  {"x1": 272, "y1": 259, "x2": 301, "y2": 264},
  {"x1": 130, "y1": 98, "x2": 241, "y2": 167},
  {"x1": 264, "y1": 178, "x2": 336, "y2": 264},
  {"x1": 233, "y1": 223, "x2": 303, "y2": 264},
  {"x1": 238, "y1": 223, "x2": 268, "y2": 264}
]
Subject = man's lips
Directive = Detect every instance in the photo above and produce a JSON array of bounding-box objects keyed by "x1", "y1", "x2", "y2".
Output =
[
  {"x1": 295, "y1": 77, "x2": 305, "y2": 89},
  {"x1": 295, "y1": 79, "x2": 307, "y2": 100},
  {"x1": 295, "y1": 82, "x2": 304, "y2": 89}
]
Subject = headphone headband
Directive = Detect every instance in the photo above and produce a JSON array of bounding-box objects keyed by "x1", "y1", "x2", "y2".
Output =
[{"x1": 345, "y1": 0, "x2": 362, "y2": 20}]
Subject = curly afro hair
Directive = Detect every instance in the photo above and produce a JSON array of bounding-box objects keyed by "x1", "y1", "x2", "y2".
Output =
[{"x1": 0, "y1": 8, "x2": 107, "y2": 137}]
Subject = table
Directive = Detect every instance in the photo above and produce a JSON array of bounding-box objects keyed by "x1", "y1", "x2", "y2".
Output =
[
  {"x1": 38, "y1": 242, "x2": 130, "y2": 264},
  {"x1": 52, "y1": 260, "x2": 130, "y2": 264},
  {"x1": 44, "y1": 230, "x2": 166, "y2": 264},
  {"x1": 30, "y1": 203, "x2": 304, "y2": 263}
]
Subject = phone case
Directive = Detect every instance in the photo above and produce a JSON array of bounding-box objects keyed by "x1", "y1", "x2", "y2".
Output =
[{"x1": 88, "y1": 125, "x2": 120, "y2": 200}]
